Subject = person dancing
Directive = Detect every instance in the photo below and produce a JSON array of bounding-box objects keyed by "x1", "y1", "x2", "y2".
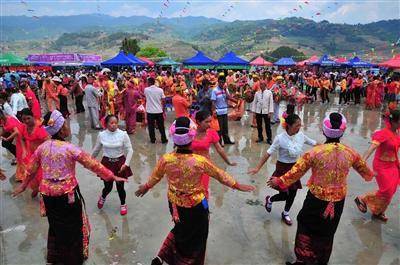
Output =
[
  {"x1": 92, "y1": 114, "x2": 133, "y2": 215},
  {"x1": 192, "y1": 110, "x2": 237, "y2": 199},
  {"x1": 355, "y1": 109, "x2": 400, "y2": 222},
  {"x1": 249, "y1": 114, "x2": 317, "y2": 225},
  {"x1": 0, "y1": 110, "x2": 26, "y2": 182},
  {"x1": 20, "y1": 108, "x2": 50, "y2": 197},
  {"x1": 268, "y1": 112, "x2": 373, "y2": 265},
  {"x1": 12, "y1": 110, "x2": 126, "y2": 265},
  {"x1": 135, "y1": 116, "x2": 254, "y2": 265}
]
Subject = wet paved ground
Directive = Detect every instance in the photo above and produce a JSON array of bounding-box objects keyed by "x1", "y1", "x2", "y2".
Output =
[{"x1": 1, "y1": 100, "x2": 399, "y2": 265}]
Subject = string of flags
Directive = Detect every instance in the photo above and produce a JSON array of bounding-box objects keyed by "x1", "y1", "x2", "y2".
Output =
[
  {"x1": 96, "y1": 0, "x2": 101, "y2": 13},
  {"x1": 157, "y1": 0, "x2": 171, "y2": 23},
  {"x1": 221, "y1": 3, "x2": 235, "y2": 18},
  {"x1": 20, "y1": 0, "x2": 39, "y2": 20},
  {"x1": 178, "y1": 1, "x2": 191, "y2": 19}
]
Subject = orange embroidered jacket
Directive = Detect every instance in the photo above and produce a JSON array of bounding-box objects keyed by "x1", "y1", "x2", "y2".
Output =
[
  {"x1": 146, "y1": 152, "x2": 237, "y2": 207},
  {"x1": 276, "y1": 143, "x2": 373, "y2": 202}
]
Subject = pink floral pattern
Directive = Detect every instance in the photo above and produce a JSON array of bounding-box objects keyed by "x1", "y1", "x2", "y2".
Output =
[{"x1": 27, "y1": 140, "x2": 114, "y2": 196}]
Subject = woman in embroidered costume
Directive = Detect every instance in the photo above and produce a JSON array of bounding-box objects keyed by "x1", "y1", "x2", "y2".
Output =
[
  {"x1": 192, "y1": 110, "x2": 237, "y2": 199},
  {"x1": 20, "y1": 108, "x2": 50, "y2": 197},
  {"x1": 249, "y1": 112, "x2": 317, "y2": 226},
  {"x1": 355, "y1": 109, "x2": 400, "y2": 222},
  {"x1": 268, "y1": 112, "x2": 373, "y2": 265},
  {"x1": 135, "y1": 116, "x2": 254, "y2": 265},
  {"x1": 12, "y1": 110, "x2": 126, "y2": 265}
]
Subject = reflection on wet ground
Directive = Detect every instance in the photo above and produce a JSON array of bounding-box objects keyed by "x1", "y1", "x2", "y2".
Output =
[{"x1": 0, "y1": 102, "x2": 399, "y2": 264}]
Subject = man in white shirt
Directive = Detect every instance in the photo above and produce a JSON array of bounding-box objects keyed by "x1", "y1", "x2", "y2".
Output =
[
  {"x1": 144, "y1": 77, "x2": 167, "y2": 144},
  {"x1": 10, "y1": 87, "x2": 28, "y2": 117},
  {"x1": 253, "y1": 82, "x2": 274, "y2": 144},
  {"x1": 0, "y1": 92, "x2": 15, "y2": 117}
]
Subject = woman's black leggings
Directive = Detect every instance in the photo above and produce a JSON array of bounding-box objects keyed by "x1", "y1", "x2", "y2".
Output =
[
  {"x1": 102, "y1": 181, "x2": 126, "y2": 205},
  {"x1": 270, "y1": 189, "x2": 297, "y2": 212}
]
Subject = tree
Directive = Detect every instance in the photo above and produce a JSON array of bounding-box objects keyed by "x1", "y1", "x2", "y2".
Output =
[
  {"x1": 136, "y1": 46, "x2": 167, "y2": 58},
  {"x1": 269, "y1": 46, "x2": 306, "y2": 59},
  {"x1": 120, "y1": 38, "x2": 140, "y2": 55}
]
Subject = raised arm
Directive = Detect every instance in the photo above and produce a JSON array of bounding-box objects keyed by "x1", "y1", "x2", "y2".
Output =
[
  {"x1": 214, "y1": 141, "x2": 236, "y2": 166},
  {"x1": 12, "y1": 150, "x2": 41, "y2": 196},
  {"x1": 248, "y1": 136, "x2": 279, "y2": 174},
  {"x1": 362, "y1": 142, "x2": 378, "y2": 161},
  {"x1": 352, "y1": 151, "x2": 374, "y2": 181},
  {"x1": 269, "y1": 151, "x2": 312, "y2": 190},
  {"x1": 123, "y1": 133, "x2": 133, "y2": 166},
  {"x1": 304, "y1": 133, "x2": 317, "y2": 146},
  {"x1": 91, "y1": 134, "x2": 102, "y2": 159},
  {"x1": 203, "y1": 158, "x2": 254, "y2": 192},
  {"x1": 77, "y1": 151, "x2": 124, "y2": 182},
  {"x1": 135, "y1": 156, "x2": 166, "y2": 197},
  {"x1": 2, "y1": 127, "x2": 19, "y2": 142}
]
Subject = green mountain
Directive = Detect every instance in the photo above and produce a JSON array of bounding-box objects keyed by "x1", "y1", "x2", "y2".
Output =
[{"x1": 2, "y1": 15, "x2": 399, "y2": 61}]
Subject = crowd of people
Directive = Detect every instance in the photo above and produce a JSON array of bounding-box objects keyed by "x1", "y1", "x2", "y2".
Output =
[{"x1": 0, "y1": 66, "x2": 399, "y2": 265}]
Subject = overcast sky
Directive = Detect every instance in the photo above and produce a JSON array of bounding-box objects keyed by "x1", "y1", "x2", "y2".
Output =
[{"x1": 2, "y1": 0, "x2": 399, "y2": 24}]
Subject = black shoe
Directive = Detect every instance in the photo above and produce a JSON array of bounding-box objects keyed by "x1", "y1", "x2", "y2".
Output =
[
  {"x1": 161, "y1": 140, "x2": 168, "y2": 144},
  {"x1": 151, "y1": 256, "x2": 163, "y2": 265},
  {"x1": 255, "y1": 139, "x2": 264, "y2": 143},
  {"x1": 224, "y1": 141, "x2": 235, "y2": 145},
  {"x1": 267, "y1": 139, "x2": 272, "y2": 145},
  {"x1": 150, "y1": 140, "x2": 156, "y2": 144}
]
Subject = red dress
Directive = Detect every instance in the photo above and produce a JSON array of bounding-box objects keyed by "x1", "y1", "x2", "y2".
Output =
[
  {"x1": 365, "y1": 81, "x2": 382, "y2": 109},
  {"x1": 361, "y1": 127, "x2": 400, "y2": 214},
  {"x1": 25, "y1": 88, "x2": 42, "y2": 120},
  {"x1": 21, "y1": 122, "x2": 49, "y2": 191},
  {"x1": 3, "y1": 116, "x2": 26, "y2": 181},
  {"x1": 191, "y1": 129, "x2": 220, "y2": 198}
]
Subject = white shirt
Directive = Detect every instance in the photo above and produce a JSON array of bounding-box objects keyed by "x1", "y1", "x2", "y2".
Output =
[
  {"x1": 267, "y1": 131, "x2": 317, "y2": 163},
  {"x1": 1, "y1": 102, "x2": 15, "y2": 117},
  {"x1": 92, "y1": 129, "x2": 133, "y2": 166},
  {"x1": 144, "y1": 85, "x2": 165, "y2": 114},
  {"x1": 10, "y1": 92, "x2": 28, "y2": 115},
  {"x1": 253, "y1": 89, "x2": 274, "y2": 114}
]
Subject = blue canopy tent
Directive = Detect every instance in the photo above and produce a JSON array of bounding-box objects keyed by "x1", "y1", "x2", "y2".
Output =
[
  {"x1": 101, "y1": 51, "x2": 138, "y2": 66},
  {"x1": 348, "y1": 57, "x2": 374, "y2": 68},
  {"x1": 216, "y1": 51, "x2": 249, "y2": 69},
  {"x1": 183, "y1": 51, "x2": 216, "y2": 69},
  {"x1": 311, "y1": 55, "x2": 339, "y2": 67},
  {"x1": 126, "y1": 53, "x2": 147, "y2": 66},
  {"x1": 274, "y1": 57, "x2": 296, "y2": 66},
  {"x1": 157, "y1": 58, "x2": 181, "y2": 66}
]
